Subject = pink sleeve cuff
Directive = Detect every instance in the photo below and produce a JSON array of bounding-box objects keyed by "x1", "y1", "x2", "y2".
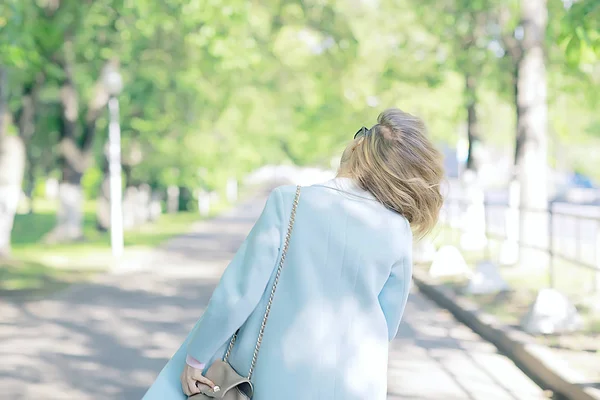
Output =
[{"x1": 186, "y1": 354, "x2": 206, "y2": 370}]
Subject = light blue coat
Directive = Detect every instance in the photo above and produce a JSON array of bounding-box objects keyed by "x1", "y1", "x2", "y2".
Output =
[{"x1": 142, "y1": 178, "x2": 413, "y2": 400}]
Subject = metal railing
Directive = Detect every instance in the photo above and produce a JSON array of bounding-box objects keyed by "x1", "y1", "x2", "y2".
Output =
[{"x1": 440, "y1": 196, "x2": 600, "y2": 294}]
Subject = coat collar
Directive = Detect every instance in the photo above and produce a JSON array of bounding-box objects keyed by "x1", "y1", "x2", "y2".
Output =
[{"x1": 317, "y1": 177, "x2": 376, "y2": 199}]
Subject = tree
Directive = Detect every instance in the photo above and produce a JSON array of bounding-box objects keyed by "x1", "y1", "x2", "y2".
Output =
[
  {"x1": 515, "y1": 0, "x2": 549, "y2": 264},
  {"x1": 415, "y1": 0, "x2": 499, "y2": 176},
  {"x1": 0, "y1": 65, "x2": 25, "y2": 257},
  {"x1": 496, "y1": 0, "x2": 549, "y2": 264},
  {"x1": 0, "y1": 0, "x2": 39, "y2": 256},
  {"x1": 561, "y1": 0, "x2": 600, "y2": 67},
  {"x1": 37, "y1": 0, "x2": 125, "y2": 241},
  {"x1": 5, "y1": 0, "x2": 597, "y2": 256}
]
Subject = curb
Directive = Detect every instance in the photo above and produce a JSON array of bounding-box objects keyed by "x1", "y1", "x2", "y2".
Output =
[{"x1": 412, "y1": 269, "x2": 598, "y2": 400}]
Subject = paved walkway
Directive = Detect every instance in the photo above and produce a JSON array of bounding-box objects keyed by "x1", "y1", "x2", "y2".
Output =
[{"x1": 0, "y1": 195, "x2": 546, "y2": 399}]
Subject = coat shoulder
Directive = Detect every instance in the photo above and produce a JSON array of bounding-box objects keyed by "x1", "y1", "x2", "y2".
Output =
[{"x1": 267, "y1": 184, "x2": 300, "y2": 206}]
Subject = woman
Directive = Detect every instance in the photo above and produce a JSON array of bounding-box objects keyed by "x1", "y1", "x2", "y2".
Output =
[{"x1": 143, "y1": 108, "x2": 444, "y2": 400}]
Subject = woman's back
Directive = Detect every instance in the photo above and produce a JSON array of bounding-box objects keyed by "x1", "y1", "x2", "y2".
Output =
[
  {"x1": 144, "y1": 108, "x2": 443, "y2": 400},
  {"x1": 224, "y1": 179, "x2": 413, "y2": 400}
]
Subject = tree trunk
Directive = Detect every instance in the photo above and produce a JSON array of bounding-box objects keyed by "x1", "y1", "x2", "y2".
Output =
[
  {"x1": 0, "y1": 67, "x2": 45, "y2": 252},
  {"x1": 465, "y1": 73, "x2": 481, "y2": 173},
  {"x1": 47, "y1": 59, "x2": 113, "y2": 242},
  {"x1": 24, "y1": 151, "x2": 36, "y2": 214},
  {"x1": 460, "y1": 72, "x2": 487, "y2": 251},
  {"x1": 0, "y1": 136, "x2": 26, "y2": 257},
  {"x1": 501, "y1": 64, "x2": 521, "y2": 266},
  {"x1": 0, "y1": 67, "x2": 7, "y2": 141},
  {"x1": 512, "y1": 64, "x2": 521, "y2": 166},
  {"x1": 52, "y1": 161, "x2": 85, "y2": 242},
  {"x1": 516, "y1": 0, "x2": 549, "y2": 267},
  {"x1": 17, "y1": 74, "x2": 44, "y2": 214},
  {"x1": 96, "y1": 153, "x2": 110, "y2": 231},
  {"x1": 0, "y1": 67, "x2": 27, "y2": 257},
  {"x1": 47, "y1": 66, "x2": 87, "y2": 242}
]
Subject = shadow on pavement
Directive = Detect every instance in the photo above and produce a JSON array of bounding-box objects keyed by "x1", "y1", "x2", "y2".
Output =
[{"x1": 0, "y1": 193, "x2": 545, "y2": 400}]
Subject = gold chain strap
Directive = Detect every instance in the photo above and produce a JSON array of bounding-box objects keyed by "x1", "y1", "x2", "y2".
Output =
[{"x1": 223, "y1": 185, "x2": 301, "y2": 380}]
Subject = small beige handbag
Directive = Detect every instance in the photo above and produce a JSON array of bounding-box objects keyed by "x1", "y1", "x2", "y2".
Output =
[{"x1": 189, "y1": 186, "x2": 301, "y2": 400}]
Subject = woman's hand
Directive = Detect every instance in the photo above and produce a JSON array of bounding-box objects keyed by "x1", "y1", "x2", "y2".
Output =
[{"x1": 181, "y1": 364, "x2": 216, "y2": 396}]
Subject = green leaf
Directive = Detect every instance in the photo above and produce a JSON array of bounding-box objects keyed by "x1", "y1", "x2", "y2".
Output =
[{"x1": 565, "y1": 35, "x2": 582, "y2": 66}]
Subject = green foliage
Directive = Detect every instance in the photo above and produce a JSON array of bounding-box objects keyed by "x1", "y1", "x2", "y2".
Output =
[
  {"x1": 1, "y1": 0, "x2": 599, "y2": 201},
  {"x1": 81, "y1": 166, "x2": 103, "y2": 199},
  {"x1": 560, "y1": 0, "x2": 600, "y2": 66},
  {"x1": 0, "y1": 1, "x2": 38, "y2": 68}
]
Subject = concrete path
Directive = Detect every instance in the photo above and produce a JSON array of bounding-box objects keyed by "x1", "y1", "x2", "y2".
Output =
[{"x1": 0, "y1": 194, "x2": 546, "y2": 400}]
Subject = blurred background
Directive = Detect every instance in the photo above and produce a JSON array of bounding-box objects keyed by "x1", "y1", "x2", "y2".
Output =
[{"x1": 0, "y1": 0, "x2": 599, "y2": 399}]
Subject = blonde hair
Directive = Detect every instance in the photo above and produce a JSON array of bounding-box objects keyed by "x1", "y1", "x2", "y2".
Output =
[{"x1": 341, "y1": 108, "x2": 444, "y2": 239}]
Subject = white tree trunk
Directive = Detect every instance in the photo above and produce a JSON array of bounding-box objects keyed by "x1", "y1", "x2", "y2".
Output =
[
  {"x1": 226, "y1": 178, "x2": 238, "y2": 203},
  {"x1": 500, "y1": 179, "x2": 520, "y2": 265},
  {"x1": 0, "y1": 136, "x2": 26, "y2": 256},
  {"x1": 167, "y1": 186, "x2": 179, "y2": 214},
  {"x1": 595, "y1": 226, "x2": 600, "y2": 293},
  {"x1": 0, "y1": 186, "x2": 20, "y2": 256},
  {"x1": 52, "y1": 182, "x2": 84, "y2": 241},
  {"x1": 460, "y1": 170, "x2": 487, "y2": 251},
  {"x1": 198, "y1": 190, "x2": 211, "y2": 217},
  {"x1": 516, "y1": 0, "x2": 549, "y2": 268}
]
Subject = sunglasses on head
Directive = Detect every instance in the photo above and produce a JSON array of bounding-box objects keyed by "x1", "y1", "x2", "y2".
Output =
[{"x1": 354, "y1": 126, "x2": 369, "y2": 139}]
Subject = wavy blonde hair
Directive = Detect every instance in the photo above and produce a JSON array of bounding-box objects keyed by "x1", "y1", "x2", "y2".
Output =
[{"x1": 340, "y1": 108, "x2": 444, "y2": 239}]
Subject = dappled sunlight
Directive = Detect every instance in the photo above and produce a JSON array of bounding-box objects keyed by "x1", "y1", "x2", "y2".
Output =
[
  {"x1": 0, "y1": 197, "x2": 251, "y2": 399},
  {"x1": 282, "y1": 295, "x2": 388, "y2": 398},
  {"x1": 282, "y1": 302, "x2": 339, "y2": 367},
  {"x1": 414, "y1": 323, "x2": 452, "y2": 338},
  {"x1": 0, "y1": 275, "x2": 211, "y2": 399},
  {"x1": 387, "y1": 288, "x2": 545, "y2": 400},
  {"x1": 0, "y1": 191, "x2": 549, "y2": 399},
  {"x1": 1, "y1": 0, "x2": 597, "y2": 396},
  {"x1": 0, "y1": 245, "x2": 225, "y2": 399}
]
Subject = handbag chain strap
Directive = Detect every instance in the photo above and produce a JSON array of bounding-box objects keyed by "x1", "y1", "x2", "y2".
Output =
[{"x1": 223, "y1": 185, "x2": 301, "y2": 380}]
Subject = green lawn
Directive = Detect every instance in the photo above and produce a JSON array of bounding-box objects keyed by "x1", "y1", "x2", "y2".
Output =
[
  {"x1": 423, "y1": 223, "x2": 600, "y2": 352},
  {"x1": 0, "y1": 258, "x2": 96, "y2": 300},
  {"x1": 430, "y1": 223, "x2": 598, "y2": 298},
  {"x1": 2, "y1": 198, "x2": 228, "y2": 298}
]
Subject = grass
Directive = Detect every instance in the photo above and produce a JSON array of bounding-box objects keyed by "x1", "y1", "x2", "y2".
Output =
[
  {"x1": 0, "y1": 258, "x2": 97, "y2": 300},
  {"x1": 430, "y1": 223, "x2": 599, "y2": 298},
  {"x1": 424, "y1": 223, "x2": 600, "y2": 352},
  {"x1": 2, "y1": 198, "x2": 230, "y2": 299}
]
